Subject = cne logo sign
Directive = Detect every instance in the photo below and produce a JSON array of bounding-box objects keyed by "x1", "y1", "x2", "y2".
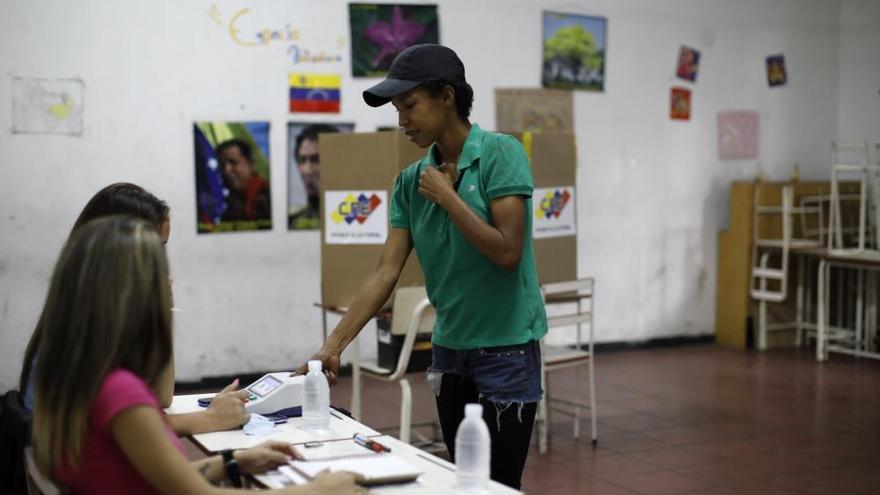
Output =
[
  {"x1": 536, "y1": 190, "x2": 571, "y2": 219},
  {"x1": 331, "y1": 193, "x2": 383, "y2": 225}
]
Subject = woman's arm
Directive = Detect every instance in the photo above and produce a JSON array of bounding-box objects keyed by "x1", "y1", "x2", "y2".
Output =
[
  {"x1": 156, "y1": 359, "x2": 176, "y2": 408},
  {"x1": 295, "y1": 227, "x2": 413, "y2": 384},
  {"x1": 168, "y1": 380, "x2": 248, "y2": 436},
  {"x1": 419, "y1": 166, "x2": 525, "y2": 271},
  {"x1": 114, "y1": 407, "x2": 364, "y2": 494},
  {"x1": 112, "y1": 405, "x2": 236, "y2": 493}
]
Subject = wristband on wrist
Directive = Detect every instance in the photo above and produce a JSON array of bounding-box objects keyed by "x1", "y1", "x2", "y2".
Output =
[{"x1": 220, "y1": 449, "x2": 242, "y2": 488}]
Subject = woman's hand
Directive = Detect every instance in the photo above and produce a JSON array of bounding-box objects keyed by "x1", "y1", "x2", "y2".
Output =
[
  {"x1": 291, "y1": 350, "x2": 341, "y2": 386},
  {"x1": 205, "y1": 379, "x2": 248, "y2": 429},
  {"x1": 308, "y1": 471, "x2": 368, "y2": 495},
  {"x1": 418, "y1": 166, "x2": 455, "y2": 207},
  {"x1": 234, "y1": 441, "x2": 296, "y2": 474}
]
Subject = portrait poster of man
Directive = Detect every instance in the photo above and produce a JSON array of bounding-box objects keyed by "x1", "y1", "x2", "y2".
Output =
[
  {"x1": 348, "y1": 3, "x2": 439, "y2": 77},
  {"x1": 676, "y1": 46, "x2": 701, "y2": 82},
  {"x1": 193, "y1": 121, "x2": 272, "y2": 234},
  {"x1": 288, "y1": 122, "x2": 355, "y2": 230}
]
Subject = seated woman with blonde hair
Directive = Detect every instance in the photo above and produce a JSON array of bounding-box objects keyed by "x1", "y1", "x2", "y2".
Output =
[{"x1": 32, "y1": 215, "x2": 365, "y2": 494}]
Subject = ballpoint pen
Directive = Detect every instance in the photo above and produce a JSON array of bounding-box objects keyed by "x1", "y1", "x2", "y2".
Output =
[{"x1": 353, "y1": 433, "x2": 391, "y2": 453}]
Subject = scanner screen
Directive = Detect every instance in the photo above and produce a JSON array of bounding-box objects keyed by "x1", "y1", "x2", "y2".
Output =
[{"x1": 249, "y1": 375, "x2": 283, "y2": 397}]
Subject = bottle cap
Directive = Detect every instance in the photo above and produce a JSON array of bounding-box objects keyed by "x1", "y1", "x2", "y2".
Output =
[
  {"x1": 464, "y1": 403, "x2": 483, "y2": 417},
  {"x1": 308, "y1": 360, "x2": 322, "y2": 372}
]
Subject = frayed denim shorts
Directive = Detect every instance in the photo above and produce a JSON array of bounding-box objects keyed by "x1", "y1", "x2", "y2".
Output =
[{"x1": 427, "y1": 340, "x2": 543, "y2": 405}]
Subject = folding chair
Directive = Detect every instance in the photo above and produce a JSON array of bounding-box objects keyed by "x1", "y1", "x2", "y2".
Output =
[
  {"x1": 536, "y1": 278, "x2": 597, "y2": 454},
  {"x1": 350, "y1": 286, "x2": 435, "y2": 444}
]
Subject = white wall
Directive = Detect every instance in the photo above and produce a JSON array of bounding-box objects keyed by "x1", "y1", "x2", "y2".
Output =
[
  {"x1": 0, "y1": 0, "x2": 874, "y2": 389},
  {"x1": 838, "y1": 0, "x2": 880, "y2": 143}
]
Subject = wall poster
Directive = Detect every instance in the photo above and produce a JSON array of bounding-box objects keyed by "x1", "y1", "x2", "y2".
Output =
[
  {"x1": 542, "y1": 11, "x2": 607, "y2": 91},
  {"x1": 194, "y1": 121, "x2": 272, "y2": 233},
  {"x1": 349, "y1": 3, "x2": 439, "y2": 77}
]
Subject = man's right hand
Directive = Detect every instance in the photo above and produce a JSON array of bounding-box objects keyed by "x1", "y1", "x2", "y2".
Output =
[{"x1": 291, "y1": 350, "x2": 342, "y2": 386}]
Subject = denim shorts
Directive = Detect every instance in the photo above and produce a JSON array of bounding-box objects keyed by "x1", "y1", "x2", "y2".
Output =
[{"x1": 427, "y1": 340, "x2": 543, "y2": 404}]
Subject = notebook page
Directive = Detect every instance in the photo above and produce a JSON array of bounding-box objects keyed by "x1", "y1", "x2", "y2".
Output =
[
  {"x1": 288, "y1": 455, "x2": 423, "y2": 486},
  {"x1": 294, "y1": 440, "x2": 377, "y2": 461}
]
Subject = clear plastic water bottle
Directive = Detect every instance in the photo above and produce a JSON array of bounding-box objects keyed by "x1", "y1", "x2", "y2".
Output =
[
  {"x1": 455, "y1": 403, "x2": 491, "y2": 492},
  {"x1": 301, "y1": 360, "x2": 330, "y2": 431}
]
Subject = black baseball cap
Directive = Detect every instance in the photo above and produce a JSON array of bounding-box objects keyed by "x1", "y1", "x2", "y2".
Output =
[{"x1": 363, "y1": 44, "x2": 466, "y2": 107}]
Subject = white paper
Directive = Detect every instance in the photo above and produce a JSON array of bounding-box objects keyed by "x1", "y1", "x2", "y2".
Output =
[
  {"x1": 324, "y1": 190, "x2": 388, "y2": 244},
  {"x1": 288, "y1": 454, "x2": 422, "y2": 484},
  {"x1": 12, "y1": 77, "x2": 84, "y2": 135},
  {"x1": 532, "y1": 186, "x2": 577, "y2": 239}
]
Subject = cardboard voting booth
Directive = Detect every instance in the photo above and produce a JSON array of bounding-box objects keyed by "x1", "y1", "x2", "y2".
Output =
[
  {"x1": 319, "y1": 130, "x2": 578, "y2": 308},
  {"x1": 524, "y1": 132, "x2": 578, "y2": 285},
  {"x1": 320, "y1": 131, "x2": 426, "y2": 310}
]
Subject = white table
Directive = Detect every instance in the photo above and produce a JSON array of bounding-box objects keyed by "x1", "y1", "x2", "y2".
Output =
[
  {"x1": 167, "y1": 393, "x2": 380, "y2": 453},
  {"x1": 255, "y1": 434, "x2": 521, "y2": 494},
  {"x1": 169, "y1": 394, "x2": 521, "y2": 494}
]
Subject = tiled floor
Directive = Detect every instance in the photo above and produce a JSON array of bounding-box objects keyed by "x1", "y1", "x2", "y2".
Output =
[{"x1": 189, "y1": 344, "x2": 880, "y2": 494}]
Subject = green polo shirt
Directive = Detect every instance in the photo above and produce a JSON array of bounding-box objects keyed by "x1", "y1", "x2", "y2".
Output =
[{"x1": 389, "y1": 123, "x2": 548, "y2": 350}]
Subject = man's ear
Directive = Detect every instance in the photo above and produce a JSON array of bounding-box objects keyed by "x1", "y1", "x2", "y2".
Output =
[{"x1": 442, "y1": 85, "x2": 456, "y2": 108}]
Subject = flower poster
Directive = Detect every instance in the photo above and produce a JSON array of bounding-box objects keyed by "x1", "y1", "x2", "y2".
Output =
[
  {"x1": 542, "y1": 11, "x2": 607, "y2": 91},
  {"x1": 348, "y1": 4, "x2": 439, "y2": 78}
]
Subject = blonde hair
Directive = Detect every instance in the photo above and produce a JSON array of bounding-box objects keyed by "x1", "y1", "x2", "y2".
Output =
[{"x1": 32, "y1": 216, "x2": 173, "y2": 474}]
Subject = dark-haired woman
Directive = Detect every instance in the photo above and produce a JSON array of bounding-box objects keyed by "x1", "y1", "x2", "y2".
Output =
[
  {"x1": 19, "y1": 183, "x2": 248, "y2": 436},
  {"x1": 297, "y1": 44, "x2": 546, "y2": 489}
]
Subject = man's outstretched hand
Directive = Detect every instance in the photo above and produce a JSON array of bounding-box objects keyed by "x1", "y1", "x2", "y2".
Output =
[{"x1": 291, "y1": 350, "x2": 341, "y2": 386}]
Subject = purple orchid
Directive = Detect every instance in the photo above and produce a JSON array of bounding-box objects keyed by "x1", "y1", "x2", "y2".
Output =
[{"x1": 363, "y1": 5, "x2": 426, "y2": 68}]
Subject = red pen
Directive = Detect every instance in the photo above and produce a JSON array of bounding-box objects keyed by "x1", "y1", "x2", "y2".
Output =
[{"x1": 353, "y1": 433, "x2": 391, "y2": 453}]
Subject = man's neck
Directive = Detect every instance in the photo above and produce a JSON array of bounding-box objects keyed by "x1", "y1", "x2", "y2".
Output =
[{"x1": 435, "y1": 119, "x2": 471, "y2": 166}]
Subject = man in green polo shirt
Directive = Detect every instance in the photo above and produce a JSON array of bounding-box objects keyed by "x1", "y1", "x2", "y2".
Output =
[
  {"x1": 388, "y1": 123, "x2": 547, "y2": 350},
  {"x1": 295, "y1": 44, "x2": 547, "y2": 490}
]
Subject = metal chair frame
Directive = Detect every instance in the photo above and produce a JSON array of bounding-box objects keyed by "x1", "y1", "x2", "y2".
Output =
[{"x1": 536, "y1": 278, "x2": 597, "y2": 454}]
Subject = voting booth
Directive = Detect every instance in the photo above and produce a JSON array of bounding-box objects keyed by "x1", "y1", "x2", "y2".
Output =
[
  {"x1": 319, "y1": 130, "x2": 578, "y2": 369},
  {"x1": 319, "y1": 131, "x2": 426, "y2": 310}
]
